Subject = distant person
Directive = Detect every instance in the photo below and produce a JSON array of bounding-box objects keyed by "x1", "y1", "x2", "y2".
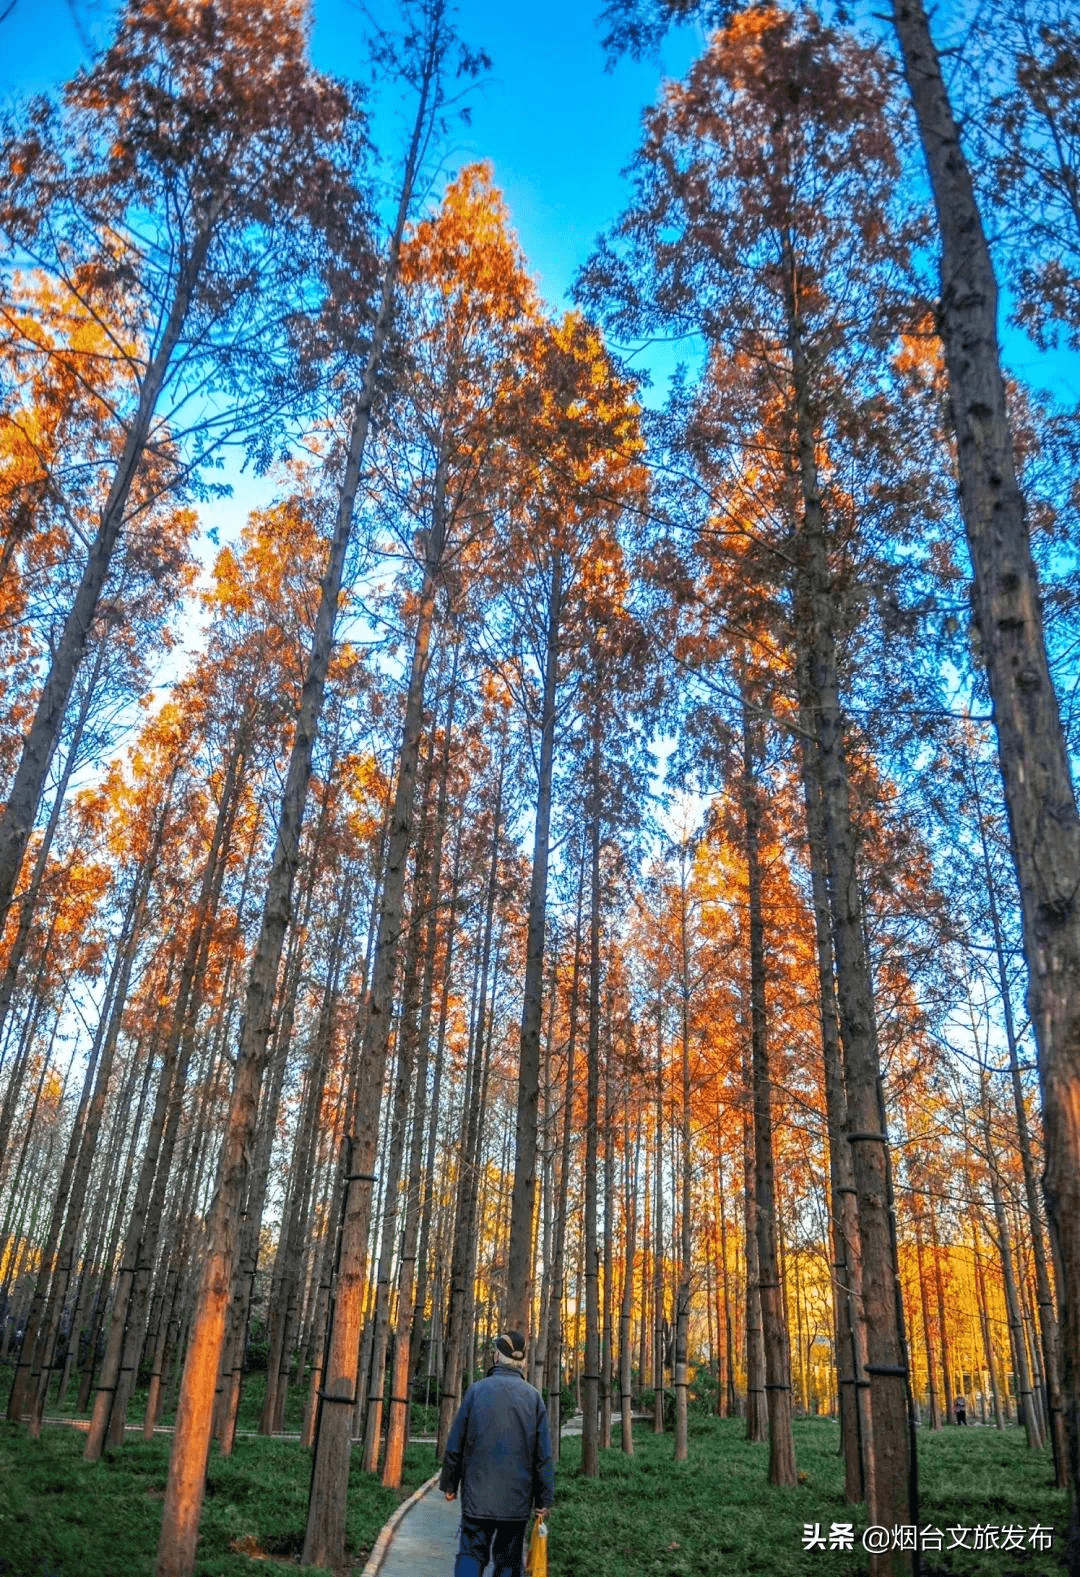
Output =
[
  {"x1": 440, "y1": 1330, "x2": 554, "y2": 1577},
  {"x1": 954, "y1": 1393, "x2": 967, "y2": 1425}
]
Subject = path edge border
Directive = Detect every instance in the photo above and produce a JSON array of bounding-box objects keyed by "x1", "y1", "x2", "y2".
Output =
[{"x1": 359, "y1": 1470, "x2": 441, "y2": 1577}]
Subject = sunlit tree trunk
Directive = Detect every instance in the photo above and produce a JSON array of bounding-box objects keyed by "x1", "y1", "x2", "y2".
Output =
[
  {"x1": 653, "y1": 998, "x2": 667, "y2": 1436},
  {"x1": 744, "y1": 1099, "x2": 767, "y2": 1443},
  {"x1": 716, "y1": 1148, "x2": 737, "y2": 1419},
  {"x1": 362, "y1": 777, "x2": 434, "y2": 1474},
  {"x1": 914, "y1": 1213, "x2": 940, "y2": 1431},
  {"x1": 927, "y1": 1192, "x2": 953, "y2": 1425},
  {"x1": 971, "y1": 1213, "x2": 1005, "y2": 1430},
  {"x1": 84, "y1": 745, "x2": 241, "y2": 1462},
  {"x1": 12, "y1": 774, "x2": 171, "y2": 1431},
  {"x1": 970, "y1": 768, "x2": 1067, "y2": 1480},
  {"x1": 601, "y1": 1042, "x2": 615, "y2": 1451},
  {"x1": 0, "y1": 636, "x2": 107, "y2": 1074}
]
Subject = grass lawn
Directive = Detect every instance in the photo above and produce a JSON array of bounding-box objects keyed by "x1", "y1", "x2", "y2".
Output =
[
  {"x1": 547, "y1": 1416, "x2": 1069, "y2": 1577},
  {"x1": 0, "y1": 1418, "x2": 437, "y2": 1577},
  {"x1": 0, "y1": 1391, "x2": 1068, "y2": 1577}
]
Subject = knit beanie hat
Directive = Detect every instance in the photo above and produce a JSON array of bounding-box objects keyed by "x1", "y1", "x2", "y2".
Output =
[{"x1": 494, "y1": 1330, "x2": 526, "y2": 1366}]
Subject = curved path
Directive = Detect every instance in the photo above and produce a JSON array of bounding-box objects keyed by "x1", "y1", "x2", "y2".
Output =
[
  {"x1": 362, "y1": 1410, "x2": 636, "y2": 1577},
  {"x1": 362, "y1": 1477, "x2": 460, "y2": 1577}
]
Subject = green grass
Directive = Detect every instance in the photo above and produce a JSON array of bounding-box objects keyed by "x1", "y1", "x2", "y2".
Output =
[
  {"x1": 26, "y1": 1366, "x2": 434, "y2": 1442},
  {"x1": 546, "y1": 1416, "x2": 1069, "y2": 1577},
  {"x1": 0, "y1": 1399, "x2": 1067, "y2": 1577},
  {"x1": 0, "y1": 1420, "x2": 436, "y2": 1577}
]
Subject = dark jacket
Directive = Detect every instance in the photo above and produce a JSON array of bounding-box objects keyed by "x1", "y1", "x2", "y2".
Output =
[{"x1": 438, "y1": 1365, "x2": 555, "y2": 1521}]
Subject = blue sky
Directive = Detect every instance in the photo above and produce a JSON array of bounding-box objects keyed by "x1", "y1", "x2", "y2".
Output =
[
  {"x1": 0, "y1": 0, "x2": 699, "y2": 315},
  {"x1": 2, "y1": 2, "x2": 1074, "y2": 437},
  {"x1": 0, "y1": 0, "x2": 702, "y2": 564}
]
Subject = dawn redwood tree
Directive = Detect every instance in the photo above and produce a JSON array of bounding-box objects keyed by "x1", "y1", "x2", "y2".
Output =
[
  {"x1": 0, "y1": 0, "x2": 365, "y2": 938},
  {"x1": 602, "y1": 0, "x2": 1080, "y2": 1551},
  {"x1": 740, "y1": 687, "x2": 797, "y2": 1485},
  {"x1": 494, "y1": 314, "x2": 645, "y2": 1339},
  {"x1": 890, "y1": 3, "x2": 1080, "y2": 1549},
  {"x1": 301, "y1": 152, "x2": 541, "y2": 1570},
  {"x1": 581, "y1": 8, "x2": 929, "y2": 1556}
]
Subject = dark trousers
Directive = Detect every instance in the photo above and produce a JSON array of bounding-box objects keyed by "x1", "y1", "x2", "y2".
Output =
[{"x1": 454, "y1": 1515, "x2": 528, "y2": 1577}]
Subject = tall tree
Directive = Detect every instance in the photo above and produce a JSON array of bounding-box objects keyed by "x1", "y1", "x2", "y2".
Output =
[{"x1": 0, "y1": 0, "x2": 363, "y2": 934}]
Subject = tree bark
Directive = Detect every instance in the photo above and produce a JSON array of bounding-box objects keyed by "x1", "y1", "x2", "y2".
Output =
[
  {"x1": 506, "y1": 553, "x2": 563, "y2": 1336},
  {"x1": 971, "y1": 763, "x2": 1067, "y2": 1479},
  {"x1": 619, "y1": 1103, "x2": 637, "y2": 1456},
  {"x1": 0, "y1": 227, "x2": 212, "y2": 931},
  {"x1": 914, "y1": 1214, "x2": 940, "y2": 1430},
  {"x1": 581, "y1": 721, "x2": 603, "y2": 1479},
  {"x1": 744, "y1": 1099, "x2": 767, "y2": 1442},
  {"x1": 891, "y1": 2, "x2": 1080, "y2": 1552},
  {"x1": 83, "y1": 747, "x2": 239, "y2": 1461},
  {"x1": 156, "y1": 51, "x2": 437, "y2": 1573},
  {"x1": 434, "y1": 753, "x2": 505, "y2": 1462},
  {"x1": 787, "y1": 248, "x2": 916, "y2": 1562},
  {"x1": 742, "y1": 698, "x2": 796, "y2": 1485},
  {"x1": 797, "y1": 662, "x2": 870, "y2": 1500},
  {"x1": 982, "y1": 1080, "x2": 1042, "y2": 1447},
  {"x1": 545, "y1": 858, "x2": 584, "y2": 1463},
  {"x1": 673, "y1": 845, "x2": 693, "y2": 1464}
]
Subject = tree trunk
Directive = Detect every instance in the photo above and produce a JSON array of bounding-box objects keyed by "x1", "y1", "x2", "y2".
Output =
[
  {"x1": 673, "y1": 847, "x2": 693, "y2": 1464},
  {"x1": 545, "y1": 858, "x2": 584, "y2": 1464},
  {"x1": 891, "y1": 2, "x2": 1080, "y2": 1552},
  {"x1": 581, "y1": 722, "x2": 602, "y2": 1479},
  {"x1": 0, "y1": 228, "x2": 211, "y2": 931},
  {"x1": 972, "y1": 1213, "x2": 1005, "y2": 1429},
  {"x1": 971, "y1": 766, "x2": 1068, "y2": 1480},
  {"x1": 797, "y1": 669, "x2": 871, "y2": 1502},
  {"x1": 8, "y1": 795, "x2": 160, "y2": 1425},
  {"x1": 653, "y1": 997, "x2": 666, "y2": 1436},
  {"x1": 434, "y1": 756, "x2": 505, "y2": 1461},
  {"x1": 619, "y1": 1105, "x2": 637, "y2": 1456},
  {"x1": 927, "y1": 1192, "x2": 953, "y2": 1424},
  {"x1": 914, "y1": 1214, "x2": 940, "y2": 1430},
  {"x1": 506, "y1": 554, "x2": 563, "y2": 1336},
  {"x1": 982, "y1": 1082, "x2": 1042, "y2": 1447},
  {"x1": 0, "y1": 635, "x2": 107, "y2": 1072},
  {"x1": 742, "y1": 698, "x2": 796, "y2": 1485},
  {"x1": 157, "y1": 61, "x2": 437, "y2": 1574},
  {"x1": 83, "y1": 748, "x2": 240, "y2": 1462},
  {"x1": 601, "y1": 1039, "x2": 615, "y2": 1451},
  {"x1": 787, "y1": 248, "x2": 916, "y2": 1562}
]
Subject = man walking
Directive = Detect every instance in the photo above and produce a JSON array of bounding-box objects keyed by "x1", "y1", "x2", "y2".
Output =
[{"x1": 440, "y1": 1330, "x2": 554, "y2": 1577}]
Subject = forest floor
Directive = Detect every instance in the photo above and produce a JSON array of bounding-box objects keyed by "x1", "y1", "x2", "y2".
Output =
[
  {"x1": 545, "y1": 1415, "x2": 1068, "y2": 1577},
  {"x1": 0, "y1": 1369, "x2": 438, "y2": 1577},
  {"x1": 0, "y1": 1389, "x2": 1067, "y2": 1577}
]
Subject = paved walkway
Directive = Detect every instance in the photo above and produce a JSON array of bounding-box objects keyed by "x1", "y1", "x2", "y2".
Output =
[
  {"x1": 366, "y1": 1413, "x2": 656, "y2": 1576},
  {"x1": 372, "y1": 1480, "x2": 462, "y2": 1577}
]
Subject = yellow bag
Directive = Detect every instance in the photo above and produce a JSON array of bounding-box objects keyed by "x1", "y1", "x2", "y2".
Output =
[{"x1": 526, "y1": 1517, "x2": 548, "y2": 1576}]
